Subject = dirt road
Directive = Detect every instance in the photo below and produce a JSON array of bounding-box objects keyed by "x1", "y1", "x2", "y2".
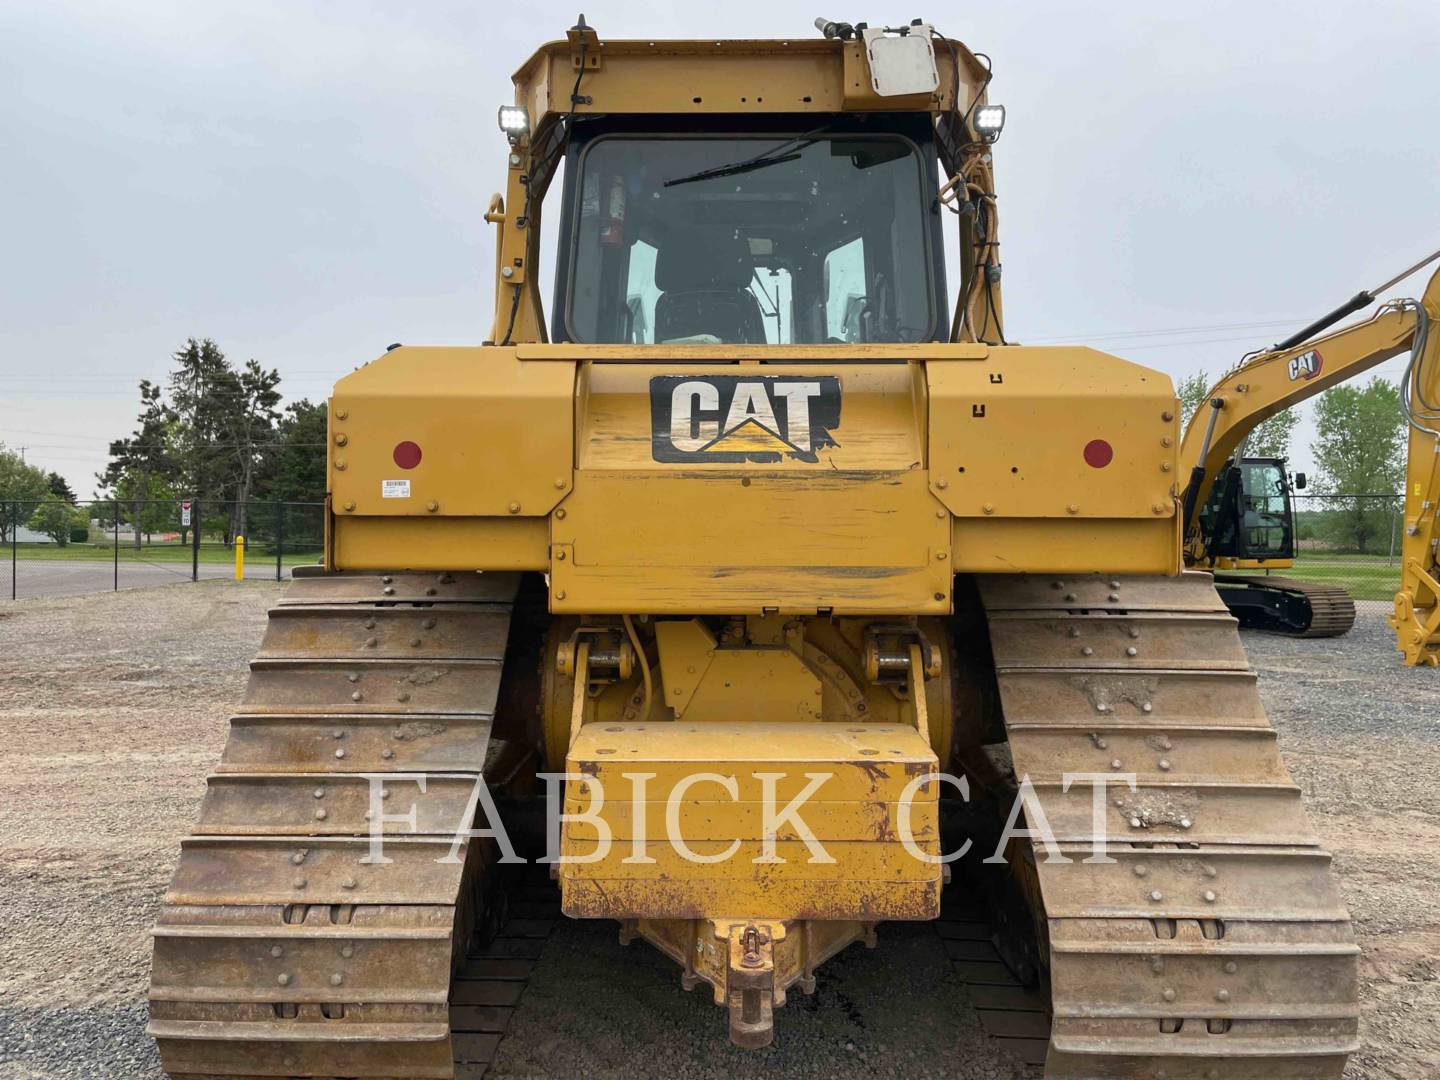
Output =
[{"x1": 0, "y1": 581, "x2": 1434, "y2": 1078}]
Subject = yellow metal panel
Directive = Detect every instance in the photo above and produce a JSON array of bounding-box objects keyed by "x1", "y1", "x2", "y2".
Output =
[
  {"x1": 928, "y1": 346, "x2": 1179, "y2": 519},
  {"x1": 329, "y1": 346, "x2": 574, "y2": 519},
  {"x1": 652, "y1": 619, "x2": 717, "y2": 715},
  {"x1": 951, "y1": 517, "x2": 1181, "y2": 576},
  {"x1": 513, "y1": 343, "x2": 989, "y2": 362},
  {"x1": 554, "y1": 358, "x2": 946, "y2": 613},
  {"x1": 560, "y1": 876, "x2": 940, "y2": 921},
  {"x1": 566, "y1": 721, "x2": 936, "y2": 801},
  {"x1": 510, "y1": 38, "x2": 980, "y2": 122},
  {"x1": 332, "y1": 516, "x2": 548, "y2": 571},
  {"x1": 684, "y1": 652, "x2": 823, "y2": 721},
  {"x1": 560, "y1": 839, "x2": 937, "y2": 879},
  {"x1": 652, "y1": 620, "x2": 824, "y2": 722},
  {"x1": 561, "y1": 720, "x2": 941, "y2": 920},
  {"x1": 564, "y1": 801, "x2": 938, "y2": 842},
  {"x1": 1213, "y1": 556, "x2": 1294, "y2": 571},
  {"x1": 576, "y1": 362, "x2": 924, "y2": 471},
  {"x1": 551, "y1": 470, "x2": 952, "y2": 614}
]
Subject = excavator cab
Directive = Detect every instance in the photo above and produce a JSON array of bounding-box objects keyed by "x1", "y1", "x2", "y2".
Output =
[
  {"x1": 1199, "y1": 456, "x2": 1298, "y2": 563},
  {"x1": 1200, "y1": 456, "x2": 1356, "y2": 636}
]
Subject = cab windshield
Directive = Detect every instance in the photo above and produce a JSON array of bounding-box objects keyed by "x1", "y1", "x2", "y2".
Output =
[
  {"x1": 1238, "y1": 460, "x2": 1291, "y2": 556},
  {"x1": 564, "y1": 134, "x2": 935, "y2": 345},
  {"x1": 1200, "y1": 459, "x2": 1294, "y2": 558}
]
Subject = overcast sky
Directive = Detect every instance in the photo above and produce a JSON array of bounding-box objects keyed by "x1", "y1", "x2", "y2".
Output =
[{"x1": 3, "y1": 0, "x2": 1437, "y2": 497}]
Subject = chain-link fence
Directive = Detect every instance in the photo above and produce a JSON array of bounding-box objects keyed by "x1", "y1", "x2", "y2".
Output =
[
  {"x1": 1, "y1": 499, "x2": 323, "y2": 600},
  {"x1": 0, "y1": 493, "x2": 1410, "y2": 612},
  {"x1": 1225, "y1": 492, "x2": 1405, "y2": 613}
]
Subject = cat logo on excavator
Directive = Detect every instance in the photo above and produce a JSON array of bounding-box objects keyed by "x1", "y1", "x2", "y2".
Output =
[
  {"x1": 649, "y1": 374, "x2": 842, "y2": 462},
  {"x1": 1287, "y1": 348, "x2": 1324, "y2": 381}
]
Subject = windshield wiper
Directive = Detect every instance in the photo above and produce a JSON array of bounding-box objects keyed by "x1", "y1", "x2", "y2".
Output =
[
  {"x1": 664, "y1": 151, "x2": 803, "y2": 187},
  {"x1": 662, "y1": 121, "x2": 840, "y2": 188}
]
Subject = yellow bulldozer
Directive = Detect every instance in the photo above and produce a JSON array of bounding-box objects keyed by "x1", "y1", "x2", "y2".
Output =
[{"x1": 148, "y1": 16, "x2": 1440, "y2": 1080}]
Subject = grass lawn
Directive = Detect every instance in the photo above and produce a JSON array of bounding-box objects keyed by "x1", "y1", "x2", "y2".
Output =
[
  {"x1": 9, "y1": 542, "x2": 323, "y2": 566},
  {"x1": 1226, "y1": 557, "x2": 1400, "y2": 602}
]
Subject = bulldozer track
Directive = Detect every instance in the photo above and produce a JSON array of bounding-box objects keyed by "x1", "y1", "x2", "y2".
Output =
[
  {"x1": 938, "y1": 889, "x2": 1049, "y2": 1071},
  {"x1": 448, "y1": 873, "x2": 559, "y2": 1078},
  {"x1": 149, "y1": 567, "x2": 527, "y2": 1079},
  {"x1": 978, "y1": 571, "x2": 1360, "y2": 1079},
  {"x1": 1213, "y1": 573, "x2": 1358, "y2": 639}
]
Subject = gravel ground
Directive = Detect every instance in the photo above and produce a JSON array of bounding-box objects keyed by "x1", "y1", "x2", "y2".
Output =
[{"x1": 0, "y1": 582, "x2": 1434, "y2": 1079}]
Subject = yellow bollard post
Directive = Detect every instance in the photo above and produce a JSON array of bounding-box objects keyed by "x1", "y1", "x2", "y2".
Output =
[{"x1": 235, "y1": 535, "x2": 245, "y2": 581}]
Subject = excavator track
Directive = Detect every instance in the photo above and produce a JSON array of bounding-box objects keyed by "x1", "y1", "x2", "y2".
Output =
[
  {"x1": 1212, "y1": 573, "x2": 1357, "y2": 638},
  {"x1": 978, "y1": 571, "x2": 1359, "y2": 1079},
  {"x1": 149, "y1": 567, "x2": 522, "y2": 1079}
]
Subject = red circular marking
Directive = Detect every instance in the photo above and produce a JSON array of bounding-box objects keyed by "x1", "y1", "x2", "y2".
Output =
[
  {"x1": 393, "y1": 441, "x2": 423, "y2": 469},
  {"x1": 1083, "y1": 439, "x2": 1114, "y2": 468}
]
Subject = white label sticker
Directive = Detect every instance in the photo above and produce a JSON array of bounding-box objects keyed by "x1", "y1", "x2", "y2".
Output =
[{"x1": 382, "y1": 479, "x2": 411, "y2": 499}]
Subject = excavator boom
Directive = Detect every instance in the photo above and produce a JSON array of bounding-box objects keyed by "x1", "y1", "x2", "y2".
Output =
[{"x1": 1179, "y1": 262, "x2": 1440, "y2": 664}]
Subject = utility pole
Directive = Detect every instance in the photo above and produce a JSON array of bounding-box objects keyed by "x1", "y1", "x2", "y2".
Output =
[{"x1": 17, "y1": 446, "x2": 27, "y2": 464}]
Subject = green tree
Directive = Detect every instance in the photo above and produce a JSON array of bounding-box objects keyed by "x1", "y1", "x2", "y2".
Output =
[
  {"x1": 98, "y1": 379, "x2": 179, "y2": 549},
  {"x1": 115, "y1": 473, "x2": 179, "y2": 542},
  {"x1": 27, "y1": 492, "x2": 87, "y2": 547},
  {"x1": 1177, "y1": 368, "x2": 1296, "y2": 459},
  {"x1": 222, "y1": 359, "x2": 282, "y2": 542},
  {"x1": 1310, "y1": 377, "x2": 1404, "y2": 552},
  {"x1": 47, "y1": 472, "x2": 77, "y2": 503},
  {"x1": 258, "y1": 400, "x2": 327, "y2": 504},
  {"x1": 168, "y1": 339, "x2": 280, "y2": 544},
  {"x1": 0, "y1": 445, "x2": 51, "y2": 543},
  {"x1": 1177, "y1": 371, "x2": 1211, "y2": 432},
  {"x1": 168, "y1": 338, "x2": 235, "y2": 500}
]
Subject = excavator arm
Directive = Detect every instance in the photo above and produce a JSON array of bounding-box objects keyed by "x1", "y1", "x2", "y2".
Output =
[{"x1": 1178, "y1": 262, "x2": 1440, "y2": 665}]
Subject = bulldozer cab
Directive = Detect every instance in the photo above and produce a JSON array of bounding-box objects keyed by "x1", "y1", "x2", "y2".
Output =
[
  {"x1": 550, "y1": 114, "x2": 949, "y2": 346},
  {"x1": 1199, "y1": 455, "x2": 1297, "y2": 562}
]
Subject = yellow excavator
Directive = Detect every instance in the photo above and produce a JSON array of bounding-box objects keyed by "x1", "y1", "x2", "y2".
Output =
[
  {"x1": 147, "y1": 16, "x2": 1440, "y2": 1080},
  {"x1": 1179, "y1": 256, "x2": 1440, "y2": 658}
]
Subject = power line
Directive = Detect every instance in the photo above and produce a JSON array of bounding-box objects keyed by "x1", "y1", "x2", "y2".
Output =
[{"x1": 1026, "y1": 316, "x2": 1310, "y2": 345}]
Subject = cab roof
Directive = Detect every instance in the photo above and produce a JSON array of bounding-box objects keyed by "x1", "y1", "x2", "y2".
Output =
[{"x1": 510, "y1": 26, "x2": 988, "y2": 126}]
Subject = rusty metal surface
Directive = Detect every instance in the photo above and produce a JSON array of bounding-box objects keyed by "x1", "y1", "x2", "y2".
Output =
[
  {"x1": 218, "y1": 714, "x2": 493, "y2": 774},
  {"x1": 150, "y1": 1020, "x2": 455, "y2": 1078},
  {"x1": 282, "y1": 568, "x2": 521, "y2": 605},
  {"x1": 149, "y1": 569, "x2": 519, "y2": 1079},
  {"x1": 994, "y1": 668, "x2": 1267, "y2": 728},
  {"x1": 977, "y1": 572, "x2": 1229, "y2": 614},
  {"x1": 257, "y1": 606, "x2": 511, "y2": 661},
  {"x1": 241, "y1": 658, "x2": 502, "y2": 716},
  {"x1": 1028, "y1": 785, "x2": 1319, "y2": 848},
  {"x1": 981, "y1": 571, "x2": 1358, "y2": 1079},
  {"x1": 1008, "y1": 725, "x2": 1284, "y2": 784},
  {"x1": 1035, "y1": 846, "x2": 1349, "y2": 922},
  {"x1": 986, "y1": 612, "x2": 1246, "y2": 671},
  {"x1": 151, "y1": 925, "x2": 453, "y2": 1004},
  {"x1": 196, "y1": 773, "x2": 483, "y2": 837},
  {"x1": 560, "y1": 876, "x2": 941, "y2": 922}
]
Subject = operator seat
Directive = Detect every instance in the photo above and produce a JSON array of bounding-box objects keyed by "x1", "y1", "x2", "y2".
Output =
[{"x1": 653, "y1": 229, "x2": 766, "y2": 344}]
